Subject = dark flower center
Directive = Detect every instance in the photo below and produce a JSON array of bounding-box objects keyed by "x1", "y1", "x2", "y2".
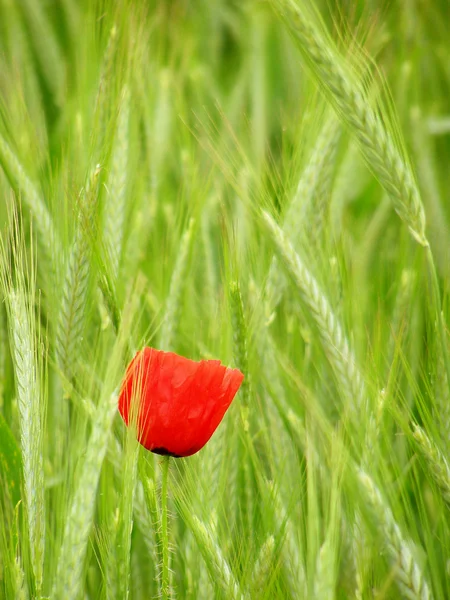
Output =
[{"x1": 152, "y1": 447, "x2": 183, "y2": 458}]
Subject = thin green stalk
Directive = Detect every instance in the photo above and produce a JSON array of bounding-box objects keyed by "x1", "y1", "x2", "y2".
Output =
[
  {"x1": 117, "y1": 440, "x2": 139, "y2": 600},
  {"x1": 159, "y1": 218, "x2": 196, "y2": 351},
  {"x1": 426, "y1": 247, "x2": 450, "y2": 399},
  {"x1": 160, "y1": 456, "x2": 171, "y2": 600}
]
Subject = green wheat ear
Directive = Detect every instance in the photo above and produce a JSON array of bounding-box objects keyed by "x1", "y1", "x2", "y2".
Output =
[
  {"x1": 104, "y1": 85, "x2": 130, "y2": 283},
  {"x1": 56, "y1": 165, "x2": 101, "y2": 381},
  {"x1": 412, "y1": 424, "x2": 450, "y2": 510},
  {"x1": 52, "y1": 289, "x2": 138, "y2": 599},
  {"x1": 52, "y1": 391, "x2": 118, "y2": 599},
  {"x1": 271, "y1": 0, "x2": 428, "y2": 247},
  {"x1": 262, "y1": 210, "x2": 366, "y2": 416},
  {"x1": 358, "y1": 470, "x2": 432, "y2": 600},
  {"x1": 159, "y1": 218, "x2": 196, "y2": 352},
  {"x1": 229, "y1": 279, "x2": 250, "y2": 406},
  {"x1": 0, "y1": 133, "x2": 60, "y2": 270},
  {"x1": 265, "y1": 114, "x2": 341, "y2": 313},
  {"x1": 0, "y1": 217, "x2": 46, "y2": 596},
  {"x1": 187, "y1": 515, "x2": 244, "y2": 600}
]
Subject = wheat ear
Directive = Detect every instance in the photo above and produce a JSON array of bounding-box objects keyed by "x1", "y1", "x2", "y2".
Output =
[
  {"x1": 412, "y1": 424, "x2": 450, "y2": 509},
  {"x1": 189, "y1": 516, "x2": 245, "y2": 600},
  {"x1": 263, "y1": 210, "x2": 366, "y2": 413},
  {"x1": 268, "y1": 480, "x2": 307, "y2": 598},
  {"x1": 56, "y1": 165, "x2": 101, "y2": 379},
  {"x1": 52, "y1": 284, "x2": 135, "y2": 598},
  {"x1": 250, "y1": 535, "x2": 276, "y2": 596},
  {"x1": 6, "y1": 290, "x2": 45, "y2": 595},
  {"x1": 229, "y1": 280, "x2": 250, "y2": 406},
  {"x1": 0, "y1": 134, "x2": 59, "y2": 265},
  {"x1": 104, "y1": 86, "x2": 130, "y2": 281},
  {"x1": 358, "y1": 470, "x2": 432, "y2": 600},
  {"x1": 1, "y1": 220, "x2": 46, "y2": 594},
  {"x1": 271, "y1": 0, "x2": 428, "y2": 246},
  {"x1": 52, "y1": 393, "x2": 117, "y2": 598},
  {"x1": 266, "y1": 114, "x2": 341, "y2": 313},
  {"x1": 159, "y1": 218, "x2": 196, "y2": 351}
]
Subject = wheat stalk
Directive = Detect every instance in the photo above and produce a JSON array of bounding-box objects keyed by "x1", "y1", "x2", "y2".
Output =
[
  {"x1": 268, "y1": 480, "x2": 307, "y2": 598},
  {"x1": 251, "y1": 535, "x2": 276, "y2": 596},
  {"x1": 117, "y1": 441, "x2": 139, "y2": 600},
  {"x1": 434, "y1": 352, "x2": 450, "y2": 453},
  {"x1": 104, "y1": 86, "x2": 130, "y2": 281},
  {"x1": 56, "y1": 165, "x2": 101, "y2": 379},
  {"x1": 52, "y1": 283, "x2": 137, "y2": 598},
  {"x1": 358, "y1": 470, "x2": 432, "y2": 600},
  {"x1": 19, "y1": 0, "x2": 65, "y2": 104},
  {"x1": 271, "y1": 0, "x2": 428, "y2": 247},
  {"x1": 263, "y1": 210, "x2": 366, "y2": 413},
  {"x1": 5, "y1": 290, "x2": 45, "y2": 594},
  {"x1": 229, "y1": 280, "x2": 250, "y2": 406},
  {"x1": 412, "y1": 424, "x2": 450, "y2": 509},
  {"x1": 0, "y1": 134, "x2": 60, "y2": 267},
  {"x1": 189, "y1": 516, "x2": 246, "y2": 600},
  {"x1": 159, "y1": 218, "x2": 196, "y2": 351},
  {"x1": 313, "y1": 539, "x2": 336, "y2": 600},
  {"x1": 1, "y1": 216, "x2": 46, "y2": 596},
  {"x1": 93, "y1": 25, "x2": 118, "y2": 156},
  {"x1": 265, "y1": 114, "x2": 341, "y2": 314},
  {"x1": 52, "y1": 392, "x2": 118, "y2": 598},
  {"x1": 410, "y1": 106, "x2": 449, "y2": 277},
  {"x1": 134, "y1": 478, "x2": 158, "y2": 567}
]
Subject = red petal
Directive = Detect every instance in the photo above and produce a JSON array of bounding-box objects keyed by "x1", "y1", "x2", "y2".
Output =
[{"x1": 117, "y1": 348, "x2": 244, "y2": 457}]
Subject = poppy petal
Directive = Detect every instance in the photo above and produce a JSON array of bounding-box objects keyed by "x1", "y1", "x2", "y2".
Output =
[{"x1": 118, "y1": 348, "x2": 244, "y2": 457}]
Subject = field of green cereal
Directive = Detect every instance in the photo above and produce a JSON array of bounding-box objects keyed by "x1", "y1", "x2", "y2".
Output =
[{"x1": 0, "y1": 0, "x2": 449, "y2": 598}]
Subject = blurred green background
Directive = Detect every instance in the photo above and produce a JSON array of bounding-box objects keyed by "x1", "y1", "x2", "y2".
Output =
[{"x1": 0, "y1": 1, "x2": 449, "y2": 599}]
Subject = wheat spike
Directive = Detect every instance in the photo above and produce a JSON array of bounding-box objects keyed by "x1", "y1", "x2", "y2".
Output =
[
  {"x1": 190, "y1": 516, "x2": 245, "y2": 600},
  {"x1": 251, "y1": 535, "x2": 276, "y2": 596},
  {"x1": 272, "y1": 0, "x2": 428, "y2": 246},
  {"x1": 266, "y1": 114, "x2": 341, "y2": 313},
  {"x1": 0, "y1": 215, "x2": 46, "y2": 598},
  {"x1": 358, "y1": 470, "x2": 432, "y2": 600},
  {"x1": 52, "y1": 392, "x2": 118, "y2": 599},
  {"x1": 263, "y1": 210, "x2": 366, "y2": 413},
  {"x1": 269, "y1": 481, "x2": 307, "y2": 598},
  {"x1": 412, "y1": 424, "x2": 450, "y2": 510},
  {"x1": 56, "y1": 165, "x2": 101, "y2": 379},
  {"x1": 104, "y1": 86, "x2": 130, "y2": 281},
  {"x1": 5, "y1": 289, "x2": 45, "y2": 594},
  {"x1": 229, "y1": 280, "x2": 250, "y2": 406},
  {"x1": 159, "y1": 218, "x2": 196, "y2": 351},
  {"x1": 0, "y1": 134, "x2": 59, "y2": 266}
]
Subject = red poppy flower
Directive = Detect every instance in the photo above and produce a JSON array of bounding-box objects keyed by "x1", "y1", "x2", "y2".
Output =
[{"x1": 118, "y1": 347, "x2": 244, "y2": 457}]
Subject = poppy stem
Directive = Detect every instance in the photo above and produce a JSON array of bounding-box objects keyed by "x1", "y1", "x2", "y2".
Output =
[{"x1": 160, "y1": 455, "x2": 171, "y2": 599}]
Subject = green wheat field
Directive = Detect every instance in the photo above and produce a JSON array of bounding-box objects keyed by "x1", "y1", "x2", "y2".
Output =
[{"x1": 1, "y1": 0, "x2": 449, "y2": 598}]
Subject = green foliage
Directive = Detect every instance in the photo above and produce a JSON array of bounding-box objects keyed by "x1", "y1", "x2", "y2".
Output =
[
  {"x1": 0, "y1": 0, "x2": 449, "y2": 599},
  {"x1": 0, "y1": 411, "x2": 21, "y2": 506}
]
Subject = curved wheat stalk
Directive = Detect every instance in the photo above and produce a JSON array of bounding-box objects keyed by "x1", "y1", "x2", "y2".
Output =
[
  {"x1": 358, "y1": 471, "x2": 432, "y2": 600},
  {"x1": 271, "y1": 0, "x2": 428, "y2": 247},
  {"x1": 263, "y1": 210, "x2": 366, "y2": 414}
]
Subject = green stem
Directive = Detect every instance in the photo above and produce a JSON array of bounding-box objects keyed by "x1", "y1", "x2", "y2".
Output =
[
  {"x1": 426, "y1": 247, "x2": 450, "y2": 396},
  {"x1": 161, "y1": 456, "x2": 170, "y2": 600}
]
